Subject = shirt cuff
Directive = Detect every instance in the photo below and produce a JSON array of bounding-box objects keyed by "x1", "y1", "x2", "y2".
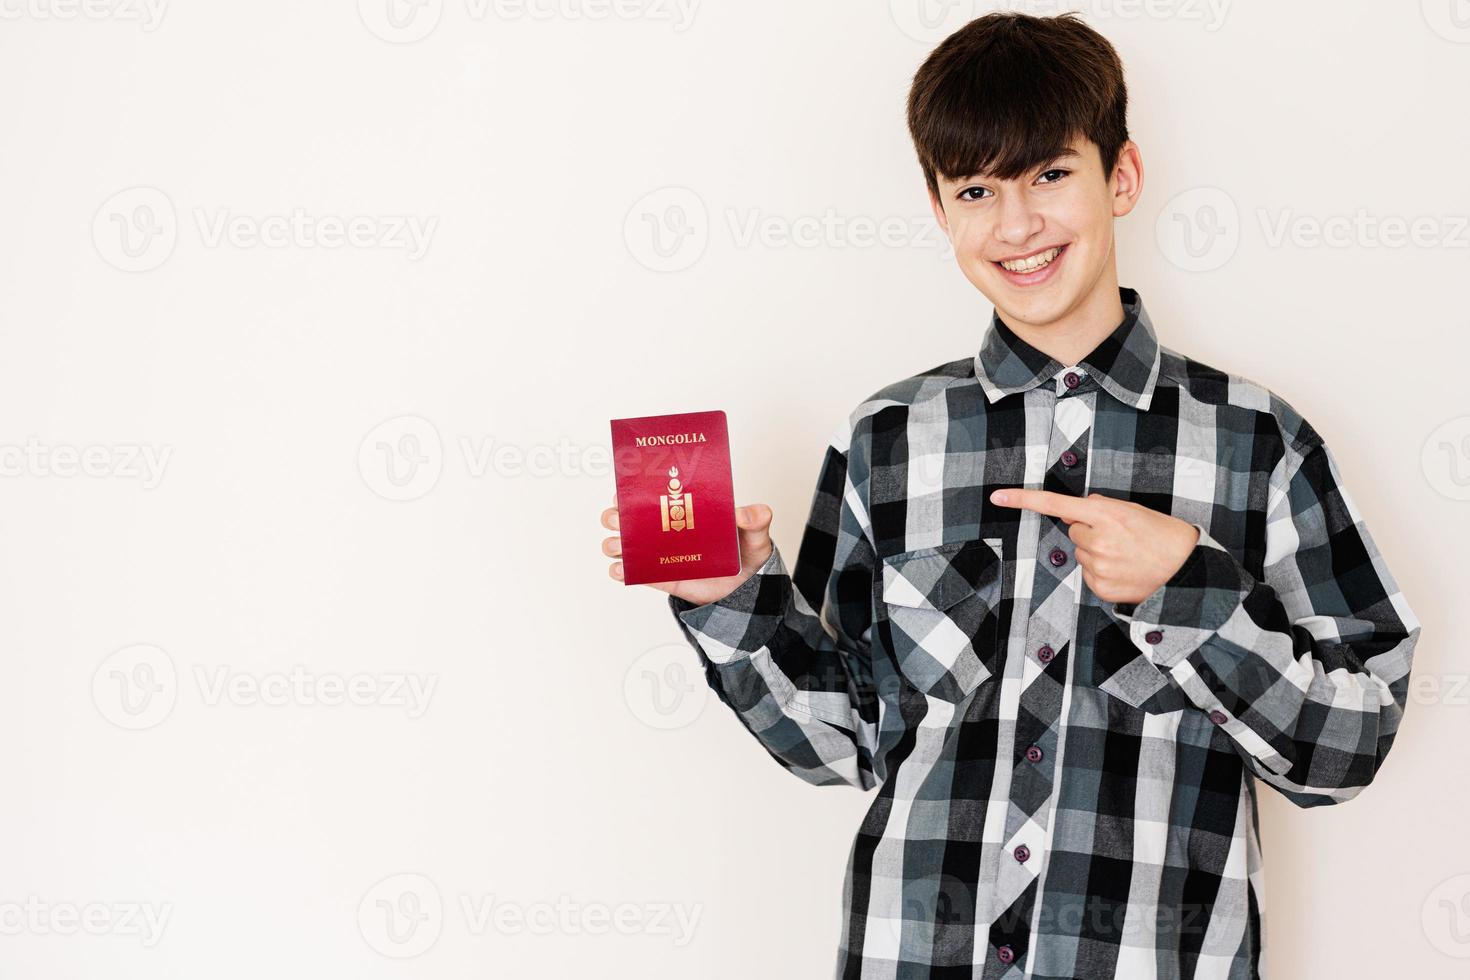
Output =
[
  {"x1": 667, "y1": 545, "x2": 787, "y2": 664},
  {"x1": 1106, "y1": 522, "x2": 1253, "y2": 669}
]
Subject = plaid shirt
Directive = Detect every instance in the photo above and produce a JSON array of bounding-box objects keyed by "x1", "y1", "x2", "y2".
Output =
[{"x1": 667, "y1": 286, "x2": 1421, "y2": 980}]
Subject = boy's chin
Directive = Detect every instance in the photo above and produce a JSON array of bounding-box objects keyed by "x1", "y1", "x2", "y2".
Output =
[{"x1": 968, "y1": 269, "x2": 1073, "y2": 324}]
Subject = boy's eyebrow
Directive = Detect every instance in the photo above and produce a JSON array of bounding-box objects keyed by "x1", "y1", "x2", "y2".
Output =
[{"x1": 958, "y1": 149, "x2": 1083, "y2": 182}]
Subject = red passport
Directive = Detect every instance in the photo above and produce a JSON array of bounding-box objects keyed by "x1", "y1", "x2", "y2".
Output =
[{"x1": 610, "y1": 409, "x2": 741, "y2": 586}]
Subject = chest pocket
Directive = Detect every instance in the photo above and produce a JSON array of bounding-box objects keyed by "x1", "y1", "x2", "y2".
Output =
[{"x1": 878, "y1": 536, "x2": 1005, "y2": 703}]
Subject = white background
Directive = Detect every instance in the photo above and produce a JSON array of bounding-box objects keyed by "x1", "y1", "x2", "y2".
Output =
[{"x1": 1, "y1": 1, "x2": 1467, "y2": 977}]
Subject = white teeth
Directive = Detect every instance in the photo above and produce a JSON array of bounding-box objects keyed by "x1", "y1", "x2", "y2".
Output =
[{"x1": 1000, "y1": 246, "x2": 1062, "y2": 273}]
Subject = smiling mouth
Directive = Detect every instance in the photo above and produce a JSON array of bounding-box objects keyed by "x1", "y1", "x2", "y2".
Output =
[{"x1": 994, "y1": 244, "x2": 1067, "y2": 273}]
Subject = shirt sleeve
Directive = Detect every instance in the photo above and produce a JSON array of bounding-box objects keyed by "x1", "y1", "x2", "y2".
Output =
[
  {"x1": 667, "y1": 419, "x2": 880, "y2": 790},
  {"x1": 1108, "y1": 432, "x2": 1421, "y2": 807}
]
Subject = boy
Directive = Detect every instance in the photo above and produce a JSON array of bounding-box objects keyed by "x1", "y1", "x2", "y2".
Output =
[{"x1": 600, "y1": 12, "x2": 1419, "y2": 978}]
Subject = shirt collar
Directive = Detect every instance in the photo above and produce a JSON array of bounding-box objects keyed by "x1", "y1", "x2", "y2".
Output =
[{"x1": 974, "y1": 286, "x2": 1161, "y2": 411}]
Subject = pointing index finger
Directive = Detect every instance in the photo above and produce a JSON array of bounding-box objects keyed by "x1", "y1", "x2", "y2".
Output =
[{"x1": 990, "y1": 488, "x2": 1096, "y2": 525}]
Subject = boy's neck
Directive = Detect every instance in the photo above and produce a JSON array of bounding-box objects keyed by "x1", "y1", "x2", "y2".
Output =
[{"x1": 996, "y1": 275, "x2": 1128, "y2": 369}]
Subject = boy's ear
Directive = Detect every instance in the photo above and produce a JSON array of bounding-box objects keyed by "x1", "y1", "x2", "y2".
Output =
[{"x1": 1110, "y1": 139, "x2": 1144, "y2": 218}]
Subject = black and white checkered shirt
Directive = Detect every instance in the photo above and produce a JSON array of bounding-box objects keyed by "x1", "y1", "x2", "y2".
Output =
[{"x1": 668, "y1": 286, "x2": 1421, "y2": 979}]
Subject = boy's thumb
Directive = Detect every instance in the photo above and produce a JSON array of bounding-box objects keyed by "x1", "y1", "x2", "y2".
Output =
[{"x1": 737, "y1": 504, "x2": 771, "y2": 532}]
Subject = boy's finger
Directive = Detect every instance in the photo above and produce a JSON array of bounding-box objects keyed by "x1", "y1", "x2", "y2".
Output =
[{"x1": 990, "y1": 488, "x2": 1096, "y2": 525}]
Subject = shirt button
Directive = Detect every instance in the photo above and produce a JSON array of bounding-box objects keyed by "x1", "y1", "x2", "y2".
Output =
[
  {"x1": 1209, "y1": 709, "x2": 1229, "y2": 725},
  {"x1": 1037, "y1": 645, "x2": 1054, "y2": 664},
  {"x1": 1025, "y1": 745, "x2": 1043, "y2": 763},
  {"x1": 1013, "y1": 844, "x2": 1030, "y2": 863},
  {"x1": 997, "y1": 945, "x2": 1016, "y2": 964},
  {"x1": 1049, "y1": 548, "x2": 1067, "y2": 567},
  {"x1": 1145, "y1": 629, "x2": 1164, "y2": 644},
  {"x1": 1064, "y1": 371, "x2": 1081, "y2": 389},
  {"x1": 1060, "y1": 449, "x2": 1078, "y2": 467}
]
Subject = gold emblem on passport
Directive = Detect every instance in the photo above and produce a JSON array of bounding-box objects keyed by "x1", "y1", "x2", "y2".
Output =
[{"x1": 659, "y1": 466, "x2": 695, "y2": 532}]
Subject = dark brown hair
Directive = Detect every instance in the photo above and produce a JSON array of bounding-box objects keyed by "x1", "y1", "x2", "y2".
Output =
[{"x1": 906, "y1": 12, "x2": 1129, "y2": 201}]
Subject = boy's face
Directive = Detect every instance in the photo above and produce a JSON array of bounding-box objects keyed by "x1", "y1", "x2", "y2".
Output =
[{"x1": 928, "y1": 137, "x2": 1142, "y2": 331}]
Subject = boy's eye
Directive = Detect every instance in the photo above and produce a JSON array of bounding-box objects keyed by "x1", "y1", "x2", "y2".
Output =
[{"x1": 956, "y1": 168, "x2": 1068, "y2": 201}]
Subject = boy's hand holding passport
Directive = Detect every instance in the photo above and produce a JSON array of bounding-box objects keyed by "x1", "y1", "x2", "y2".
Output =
[{"x1": 603, "y1": 409, "x2": 771, "y2": 606}]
